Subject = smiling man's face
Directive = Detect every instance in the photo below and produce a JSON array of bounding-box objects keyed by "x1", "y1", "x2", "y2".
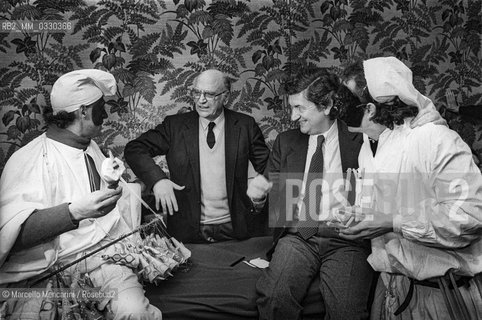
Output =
[{"x1": 288, "y1": 90, "x2": 332, "y2": 135}]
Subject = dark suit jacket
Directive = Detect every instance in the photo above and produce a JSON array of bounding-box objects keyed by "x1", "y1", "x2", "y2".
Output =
[
  {"x1": 265, "y1": 120, "x2": 364, "y2": 251},
  {"x1": 124, "y1": 109, "x2": 270, "y2": 243}
]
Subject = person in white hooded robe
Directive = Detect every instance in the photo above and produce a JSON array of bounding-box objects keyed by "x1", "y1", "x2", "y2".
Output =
[
  {"x1": 0, "y1": 69, "x2": 162, "y2": 319},
  {"x1": 335, "y1": 57, "x2": 482, "y2": 320}
]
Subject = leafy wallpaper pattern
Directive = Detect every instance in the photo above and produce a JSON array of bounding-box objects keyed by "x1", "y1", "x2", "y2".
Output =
[{"x1": 0, "y1": 0, "x2": 481, "y2": 179}]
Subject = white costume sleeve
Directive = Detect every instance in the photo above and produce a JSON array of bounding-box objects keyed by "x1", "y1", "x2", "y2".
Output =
[
  {"x1": 393, "y1": 124, "x2": 482, "y2": 249},
  {"x1": 0, "y1": 135, "x2": 58, "y2": 273}
]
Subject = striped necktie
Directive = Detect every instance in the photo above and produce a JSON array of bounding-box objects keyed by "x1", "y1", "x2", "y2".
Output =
[{"x1": 297, "y1": 135, "x2": 325, "y2": 240}]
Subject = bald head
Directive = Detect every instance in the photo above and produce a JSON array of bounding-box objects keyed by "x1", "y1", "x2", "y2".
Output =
[{"x1": 193, "y1": 69, "x2": 231, "y2": 92}]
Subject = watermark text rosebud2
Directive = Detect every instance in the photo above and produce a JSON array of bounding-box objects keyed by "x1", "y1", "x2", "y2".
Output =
[{"x1": 268, "y1": 172, "x2": 473, "y2": 228}]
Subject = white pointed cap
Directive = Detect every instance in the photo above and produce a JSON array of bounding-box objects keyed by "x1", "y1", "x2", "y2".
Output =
[
  {"x1": 363, "y1": 56, "x2": 435, "y2": 112},
  {"x1": 50, "y1": 69, "x2": 116, "y2": 114}
]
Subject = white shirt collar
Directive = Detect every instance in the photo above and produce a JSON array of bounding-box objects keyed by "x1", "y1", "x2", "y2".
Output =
[
  {"x1": 200, "y1": 110, "x2": 225, "y2": 131},
  {"x1": 309, "y1": 120, "x2": 337, "y2": 144}
]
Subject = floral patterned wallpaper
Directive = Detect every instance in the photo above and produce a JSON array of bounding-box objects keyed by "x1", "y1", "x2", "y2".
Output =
[{"x1": 1, "y1": 0, "x2": 481, "y2": 179}]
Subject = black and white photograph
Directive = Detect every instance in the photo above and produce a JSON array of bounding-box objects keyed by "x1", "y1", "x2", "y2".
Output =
[{"x1": 0, "y1": 0, "x2": 481, "y2": 319}]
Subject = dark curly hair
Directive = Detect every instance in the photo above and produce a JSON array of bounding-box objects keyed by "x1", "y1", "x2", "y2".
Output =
[
  {"x1": 334, "y1": 85, "x2": 363, "y2": 126},
  {"x1": 43, "y1": 105, "x2": 76, "y2": 129},
  {"x1": 362, "y1": 89, "x2": 419, "y2": 129},
  {"x1": 343, "y1": 61, "x2": 419, "y2": 128},
  {"x1": 284, "y1": 68, "x2": 341, "y2": 120},
  {"x1": 342, "y1": 60, "x2": 367, "y2": 102}
]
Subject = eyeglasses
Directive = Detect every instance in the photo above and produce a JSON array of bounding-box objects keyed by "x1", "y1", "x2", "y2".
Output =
[{"x1": 190, "y1": 88, "x2": 227, "y2": 100}]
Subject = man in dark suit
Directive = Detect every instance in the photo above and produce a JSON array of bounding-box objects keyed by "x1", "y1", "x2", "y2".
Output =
[
  {"x1": 125, "y1": 69, "x2": 270, "y2": 243},
  {"x1": 248, "y1": 69, "x2": 374, "y2": 319}
]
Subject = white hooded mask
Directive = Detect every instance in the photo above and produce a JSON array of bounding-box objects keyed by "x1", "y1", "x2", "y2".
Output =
[{"x1": 363, "y1": 56, "x2": 436, "y2": 113}]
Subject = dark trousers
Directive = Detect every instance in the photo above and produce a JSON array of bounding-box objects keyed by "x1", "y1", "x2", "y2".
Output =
[
  {"x1": 199, "y1": 221, "x2": 234, "y2": 242},
  {"x1": 256, "y1": 233, "x2": 374, "y2": 320}
]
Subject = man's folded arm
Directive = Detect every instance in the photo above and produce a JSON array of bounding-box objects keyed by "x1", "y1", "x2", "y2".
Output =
[
  {"x1": 249, "y1": 117, "x2": 270, "y2": 174},
  {"x1": 249, "y1": 134, "x2": 282, "y2": 213},
  {"x1": 11, "y1": 203, "x2": 78, "y2": 252},
  {"x1": 125, "y1": 121, "x2": 171, "y2": 191}
]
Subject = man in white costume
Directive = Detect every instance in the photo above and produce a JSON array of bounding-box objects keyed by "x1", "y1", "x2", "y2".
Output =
[
  {"x1": 337, "y1": 57, "x2": 482, "y2": 319},
  {"x1": 0, "y1": 70, "x2": 162, "y2": 319}
]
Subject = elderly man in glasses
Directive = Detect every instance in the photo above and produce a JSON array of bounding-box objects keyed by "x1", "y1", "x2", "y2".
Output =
[{"x1": 125, "y1": 69, "x2": 270, "y2": 243}]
